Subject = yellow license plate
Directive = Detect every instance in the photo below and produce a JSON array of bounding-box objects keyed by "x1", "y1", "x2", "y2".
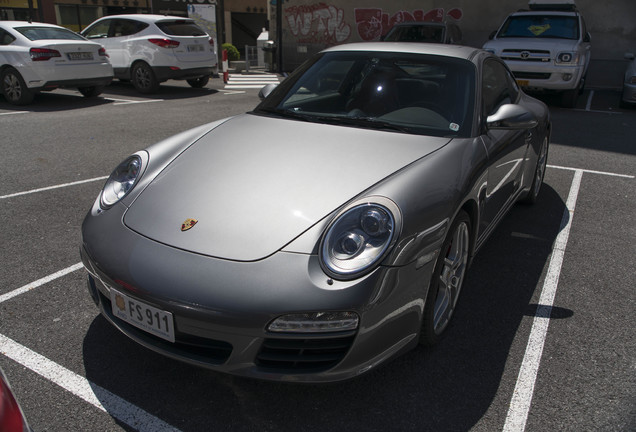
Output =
[{"x1": 516, "y1": 79, "x2": 530, "y2": 87}]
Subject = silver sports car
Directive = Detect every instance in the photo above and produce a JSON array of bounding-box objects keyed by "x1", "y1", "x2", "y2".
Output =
[{"x1": 81, "y1": 43, "x2": 550, "y2": 383}]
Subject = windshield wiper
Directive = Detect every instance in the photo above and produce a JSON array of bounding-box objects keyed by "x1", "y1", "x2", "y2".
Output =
[
  {"x1": 255, "y1": 109, "x2": 414, "y2": 133},
  {"x1": 332, "y1": 116, "x2": 414, "y2": 133},
  {"x1": 255, "y1": 107, "x2": 322, "y2": 123}
]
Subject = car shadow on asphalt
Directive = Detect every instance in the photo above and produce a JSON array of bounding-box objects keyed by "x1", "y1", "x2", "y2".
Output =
[
  {"x1": 0, "y1": 82, "x2": 219, "y2": 112},
  {"x1": 102, "y1": 80, "x2": 220, "y2": 100},
  {"x1": 82, "y1": 184, "x2": 567, "y2": 432}
]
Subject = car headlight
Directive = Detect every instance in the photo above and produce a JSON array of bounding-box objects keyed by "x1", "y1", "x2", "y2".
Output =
[
  {"x1": 320, "y1": 200, "x2": 400, "y2": 280},
  {"x1": 556, "y1": 52, "x2": 578, "y2": 64},
  {"x1": 100, "y1": 155, "x2": 143, "y2": 209}
]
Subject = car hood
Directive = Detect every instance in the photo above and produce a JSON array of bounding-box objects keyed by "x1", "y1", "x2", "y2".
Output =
[
  {"x1": 484, "y1": 37, "x2": 581, "y2": 53},
  {"x1": 124, "y1": 114, "x2": 450, "y2": 261}
]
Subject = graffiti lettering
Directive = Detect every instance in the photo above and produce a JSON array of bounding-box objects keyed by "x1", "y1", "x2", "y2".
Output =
[
  {"x1": 285, "y1": 3, "x2": 351, "y2": 44},
  {"x1": 354, "y1": 8, "x2": 463, "y2": 41}
]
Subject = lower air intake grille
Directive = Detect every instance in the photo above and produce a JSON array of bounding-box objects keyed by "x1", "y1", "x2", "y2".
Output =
[{"x1": 256, "y1": 332, "x2": 356, "y2": 372}]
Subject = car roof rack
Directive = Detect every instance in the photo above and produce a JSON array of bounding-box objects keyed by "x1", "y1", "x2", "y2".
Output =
[{"x1": 528, "y1": 0, "x2": 578, "y2": 11}]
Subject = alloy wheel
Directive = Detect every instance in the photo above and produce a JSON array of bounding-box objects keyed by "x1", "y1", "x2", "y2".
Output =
[{"x1": 433, "y1": 220, "x2": 469, "y2": 334}]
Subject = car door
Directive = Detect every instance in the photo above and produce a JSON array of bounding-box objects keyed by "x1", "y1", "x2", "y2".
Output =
[{"x1": 479, "y1": 58, "x2": 530, "y2": 233}]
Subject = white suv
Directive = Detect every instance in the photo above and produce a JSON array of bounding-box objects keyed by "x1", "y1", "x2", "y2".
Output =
[
  {"x1": 483, "y1": 0, "x2": 591, "y2": 107},
  {"x1": 81, "y1": 14, "x2": 217, "y2": 94}
]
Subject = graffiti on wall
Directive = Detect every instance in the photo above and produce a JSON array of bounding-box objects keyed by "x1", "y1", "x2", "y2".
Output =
[
  {"x1": 355, "y1": 7, "x2": 463, "y2": 41},
  {"x1": 284, "y1": 3, "x2": 463, "y2": 44},
  {"x1": 285, "y1": 3, "x2": 351, "y2": 44}
]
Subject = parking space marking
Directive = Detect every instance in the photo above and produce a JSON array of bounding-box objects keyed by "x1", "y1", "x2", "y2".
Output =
[
  {"x1": 548, "y1": 164, "x2": 634, "y2": 179},
  {"x1": 0, "y1": 263, "x2": 83, "y2": 304},
  {"x1": 0, "y1": 333, "x2": 181, "y2": 432},
  {"x1": 585, "y1": 90, "x2": 594, "y2": 111},
  {"x1": 503, "y1": 170, "x2": 583, "y2": 432},
  {"x1": 0, "y1": 176, "x2": 108, "y2": 200},
  {"x1": 105, "y1": 97, "x2": 163, "y2": 106},
  {"x1": 0, "y1": 111, "x2": 29, "y2": 116}
]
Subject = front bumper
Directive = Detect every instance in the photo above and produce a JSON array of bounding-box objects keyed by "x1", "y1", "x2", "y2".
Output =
[
  {"x1": 506, "y1": 62, "x2": 585, "y2": 92},
  {"x1": 80, "y1": 205, "x2": 432, "y2": 383}
]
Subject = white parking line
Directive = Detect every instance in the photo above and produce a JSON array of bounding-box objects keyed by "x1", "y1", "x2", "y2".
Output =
[
  {"x1": 108, "y1": 98, "x2": 163, "y2": 106},
  {"x1": 548, "y1": 164, "x2": 634, "y2": 179},
  {"x1": 586, "y1": 90, "x2": 594, "y2": 111},
  {"x1": 0, "y1": 333, "x2": 181, "y2": 432},
  {"x1": 0, "y1": 176, "x2": 108, "y2": 200},
  {"x1": 0, "y1": 111, "x2": 28, "y2": 116},
  {"x1": 503, "y1": 169, "x2": 583, "y2": 432},
  {"x1": 0, "y1": 263, "x2": 83, "y2": 304}
]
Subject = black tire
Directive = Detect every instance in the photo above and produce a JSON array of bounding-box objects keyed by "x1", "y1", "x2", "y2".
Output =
[
  {"x1": 78, "y1": 85, "x2": 104, "y2": 98},
  {"x1": 420, "y1": 210, "x2": 471, "y2": 346},
  {"x1": 131, "y1": 62, "x2": 159, "y2": 94},
  {"x1": 1, "y1": 67, "x2": 34, "y2": 105},
  {"x1": 187, "y1": 76, "x2": 209, "y2": 88},
  {"x1": 521, "y1": 137, "x2": 549, "y2": 205}
]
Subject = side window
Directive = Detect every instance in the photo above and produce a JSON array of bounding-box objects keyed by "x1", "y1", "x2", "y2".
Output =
[
  {"x1": 111, "y1": 20, "x2": 147, "y2": 38},
  {"x1": 482, "y1": 59, "x2": 519, "y2": 116},
  {"x1": 83, "y1": 20, "x2": 111, "y2": 39},
  {"x1": 0, "y1": 29, "x2": 16, "y2": 45}
]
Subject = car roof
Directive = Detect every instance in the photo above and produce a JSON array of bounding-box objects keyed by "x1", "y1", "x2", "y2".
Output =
[
  {"x1": 0, "y1": 21, "x2": 64, "y2": 29},
  {"x1": 95, "y1": 14, "x2": 193, "y2": 23},
  {"x1": 509, "y1": 10, "x2": 578, "y2": 16},
  {"x1": 322, "y1": 42, "x2": 480, "y2": 61}
]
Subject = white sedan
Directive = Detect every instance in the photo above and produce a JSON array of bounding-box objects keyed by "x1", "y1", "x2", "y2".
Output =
[{"x1": 0, "y1": 21, "x2": 113, "y2": 105}]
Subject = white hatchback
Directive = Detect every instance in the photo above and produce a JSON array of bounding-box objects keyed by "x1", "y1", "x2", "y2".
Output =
[
  {"x1": 0, "y1": 21, "x2": 113, "y2": 105},
  {"x1": 81, "y1": 14, "x2": 218, "y2": 94}
]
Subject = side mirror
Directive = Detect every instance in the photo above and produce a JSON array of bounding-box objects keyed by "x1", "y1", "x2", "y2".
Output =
[
  {"x1": 625, "y1": 52, "x2": 635, "y2": 61},
  {"x1": 487, "y1": 104, "x2": 538, "y2": 130},
  {"x1": 488, "y1": 31, "x2": 497, "y2": 40},
  {"x1": 584, "y1": 32, "x2": 592, "y2": 43},
  {"x1": 258, "y1": 83, "x2": 278, "y2": 100}
]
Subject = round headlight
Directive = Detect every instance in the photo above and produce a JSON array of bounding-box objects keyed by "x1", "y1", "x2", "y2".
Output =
[
  {"x1": 320, "y1": 202, "x2": 397, "y2": 280},
  {"x1": 100, "y1": 155, "x2": 143, "y2": 209}
]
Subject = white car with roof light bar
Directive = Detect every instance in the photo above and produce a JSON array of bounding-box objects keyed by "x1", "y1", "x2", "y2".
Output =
[
  {"x1": 0, "y1": 21, "x2": 113, "y2": 105},
  {"x1": 483, "y1": 0, "x2": 591, "y2": 107},
  {"x1": 81, "y1": 14, "x2": 217, "y2": 94}
]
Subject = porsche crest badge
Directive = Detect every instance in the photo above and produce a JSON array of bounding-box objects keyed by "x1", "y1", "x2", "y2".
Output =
[{"x1": 181, "y1": 218, "x2": 198, "y2": 231}]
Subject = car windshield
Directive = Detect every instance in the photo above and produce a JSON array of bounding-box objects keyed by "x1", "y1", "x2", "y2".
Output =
[
  {"x1": 383, "y1": 25, "x2": 445, "y2": 43},
  {"x1": 16, "y1": 26, "x2": 86, "y2": 41},
  {"x1": 254, "y1": 51, "x2": 475, "y2": 138},
  {"x1": 156, "y1": 20, "x2": 207, "y2": 36},
  {"x1": 497, "y1": 15, "x2": 579, "y2": 39}
]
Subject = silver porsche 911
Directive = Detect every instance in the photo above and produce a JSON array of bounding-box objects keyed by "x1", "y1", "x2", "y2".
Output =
[{"x1": 81, "y1": 43, "x2": 550, "y2": 383}]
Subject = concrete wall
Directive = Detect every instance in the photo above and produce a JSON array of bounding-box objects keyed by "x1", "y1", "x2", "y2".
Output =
[{"x1": 274, "y1": 0, "x2": 636, "y2": 88}]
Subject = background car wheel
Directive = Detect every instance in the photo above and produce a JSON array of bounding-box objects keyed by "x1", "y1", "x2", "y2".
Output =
[
  {"x1": 522, "y1": 137, "x2": 549, "y2": 205},
  {"x1": 420, "y1": 210, "x2": 471, "y2": 346},
  {"x1": 78, "y1": 86, "x2": 104, "y2": 98},
  {"x1": 131, "y1": 62, "x2": 159, "y2": 94},
  {"x1": 187, "y1": 76, "x2": 209, "y2": 88},
  {"x1": 1, "y1": 67, "x2": 34, "y2": 105}
]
